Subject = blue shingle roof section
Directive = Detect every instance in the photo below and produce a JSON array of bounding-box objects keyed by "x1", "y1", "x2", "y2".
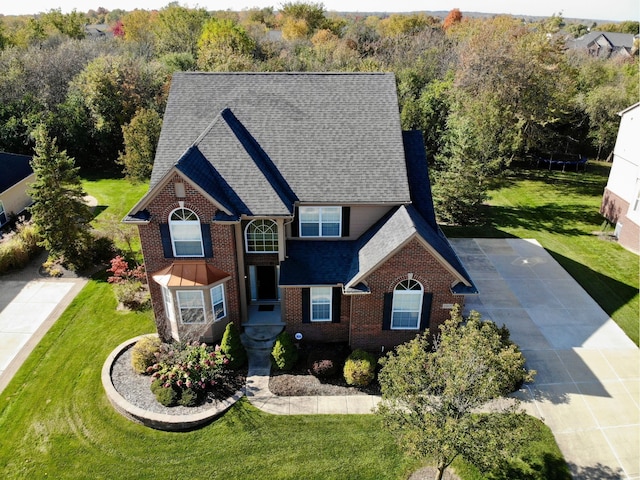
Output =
[
  {"x1": 0, "y1": 152, "x2": 33, "y2": 194},
  {"x1": 279, "y1": 240, "x2": 356, "y2": 286},
  {"x1": 175, "y1": 145, "x2": 249, "y2": 216},
  {"x1": 220, "y1": 108, "x2": 298, "y2": 213},
  {"x1": 403, "y1": 131, "x2": 437, "y2": 229}
]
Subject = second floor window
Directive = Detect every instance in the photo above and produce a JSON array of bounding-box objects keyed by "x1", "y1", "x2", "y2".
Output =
[
  {"x1": 299, "y1": 206, "x2": 341, "y2": 237},
  {"x1": 245, "y1": 219, "x2": 278, "y2": 253},
  {"x1": 169, "y1": 207, "x2": 204, "y2": 257}
]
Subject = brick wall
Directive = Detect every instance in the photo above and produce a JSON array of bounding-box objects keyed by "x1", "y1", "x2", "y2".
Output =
[
  {"x1": 280, "y1": 237, "x2": 464, "y2": 351},
  {"x1": 282, "y1": 288, "x2": 350, "y2": 343},
  {"x1": 349, "y1": 238, "x2": 465, "y2": 351},
  {"x1": 137, "y1": 174, "x2": 241, "y2": 342}
]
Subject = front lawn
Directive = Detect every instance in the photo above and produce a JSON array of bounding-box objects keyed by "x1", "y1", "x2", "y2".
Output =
[
  {"x1": 0, "y1": 280, "x2": 568, "y2": 479},
  {"x1": 443, "y1": 161, "x2": 639, "y2": 345}
]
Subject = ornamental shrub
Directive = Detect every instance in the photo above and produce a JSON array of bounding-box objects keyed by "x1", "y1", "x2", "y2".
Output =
[
  {"x1": 220, "y1": 322, "x2": 247, "y2": 369},
  {"x1": 131, "y1": 335, "x2": 161, "y2": 374},
  {"x1": 148, "y1": 342, "x2": 230, "y2": 407},
  {"x1": 307, "y1": 348, "x2": 341, "y2": 378},
  {"x1": 343, "y1": 349, "x2": 376, "y2": 386},
  {"x1": 271, "y1": 331, "x2": 299, "y2": 371},
  {"x1": 151, "y1": 378, "x2": 179, "y2": 407},
  {"x1": 178, "y1": 387, "x2": 201, "y2": 407}
]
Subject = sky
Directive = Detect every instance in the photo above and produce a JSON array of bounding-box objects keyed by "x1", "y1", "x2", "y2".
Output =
[{"x1": 1, "y1": 0, "x2": 639, "y2": 22}]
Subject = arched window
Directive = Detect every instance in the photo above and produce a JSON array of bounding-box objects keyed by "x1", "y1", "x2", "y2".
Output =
[
  {"x1": 169, "y1": 207, "x2": 203, "y2": 257},
  {"x1": 245, "y1": 219, "x2": 278, "y2": 253},
  {"x1": 391, "y1": 279, "x2": 423, "y2": 330}
]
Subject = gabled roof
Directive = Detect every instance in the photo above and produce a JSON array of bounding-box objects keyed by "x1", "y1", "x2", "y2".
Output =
[
  {"x1": 280, "y1": 133, "x2": 476, "y2": 294},
  {"x1": 150, "y1": 72, "x2": 410, "y2": 209},
  {"x1": 0, "y1": 152, "x2": 33, "y2": 194},
  {"x1": 568, "y1": 31, "x2": 635, "y2": 53}
]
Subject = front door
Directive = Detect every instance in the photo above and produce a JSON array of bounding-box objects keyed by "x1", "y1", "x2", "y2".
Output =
[{"x1": 249, "y1": 265, "x2": 279, "y2": 301}]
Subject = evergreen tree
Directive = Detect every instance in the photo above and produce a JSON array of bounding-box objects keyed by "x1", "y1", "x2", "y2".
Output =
[
  {"x1": 28, "y1": 125, "x2": 93, "y2": 270},
  {"x1": 220, "y1": 322, "x2": 247, "y2": 369}
]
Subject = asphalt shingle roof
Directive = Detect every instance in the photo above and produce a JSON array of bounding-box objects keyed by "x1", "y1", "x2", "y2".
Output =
[
  {"x1": 151, "y1": 72, "x2": 410, "y2": 209},
  {"x1": 0, "y1": 152, "x2": 33, "y2": 194}
]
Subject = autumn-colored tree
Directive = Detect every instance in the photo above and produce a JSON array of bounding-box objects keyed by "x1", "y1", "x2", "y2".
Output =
[
  {"x1": 442, "y1": 8, "x2": 462, "y2": 30},
  {"x1": 153, "y1": 4, "x2": 209, "y2": 56},
  {"x1": 196, "y1": 18, "x2": 255, "y2": 71}
]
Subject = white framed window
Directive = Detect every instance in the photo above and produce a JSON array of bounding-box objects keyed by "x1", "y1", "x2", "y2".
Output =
[
  {"x1": 391, "y1": 279, "x2": 423, "y2": 330},
  {"x1": 245, "y1": 219, "x2": 278, "y2": 253},
  {"x1": 299, "y1": 206, "x2": 341, "y2": 237},
  {"x1": 176, "y1": 290, "x2": 206, "y2": 324},
  {"x1": 169, "y1": 207, "x2": 204, "y2": 257},
  {"x1": 0, "y1": 201, "x2": 5, "y2": 225},
  {"x1": 161, "y1": 286, "x2": 176, "y2": 323},
  {"x1": 311, "y1": 287, "x2": 332, "y2": 322},
  {"x1": 210, "y1": 284, "x2": 226, "y2": 321}
]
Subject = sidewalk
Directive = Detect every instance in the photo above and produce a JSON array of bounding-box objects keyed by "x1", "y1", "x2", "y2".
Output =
[{"x1": 244, "y1": 343, "x2": 381, "y2": 415}]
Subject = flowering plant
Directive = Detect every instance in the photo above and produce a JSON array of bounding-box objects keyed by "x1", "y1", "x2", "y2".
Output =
[
  {"x1": 107, "y1": 255, "x2": 146, "y2": 284},
  {"x1": 148, "y1": 342, "x2": 230, "y2": 394}
]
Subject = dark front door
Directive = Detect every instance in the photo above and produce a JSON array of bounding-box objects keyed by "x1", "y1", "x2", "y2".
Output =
[{"x1": 257, "y1": 266, "x2": 277, "y2": 300}]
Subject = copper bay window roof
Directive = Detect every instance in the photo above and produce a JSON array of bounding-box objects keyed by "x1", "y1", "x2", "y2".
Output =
[{"x1": 152, "y1": 260, "x2": 231, "y2": 287}]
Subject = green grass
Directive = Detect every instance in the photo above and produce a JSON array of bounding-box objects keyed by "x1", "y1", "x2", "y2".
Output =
[
  {"x1": 0, "y1": 280, "x2": 567, "y2": 479},
  {"x1": 0, "y1": 173, "x2": 571, "y2": 478},
  {"x1": 82, "y1": 176, "x2": 149, "y2": 259},
  {"x1": 443, "y1": 161, "x2": 639, "y2": 345}
]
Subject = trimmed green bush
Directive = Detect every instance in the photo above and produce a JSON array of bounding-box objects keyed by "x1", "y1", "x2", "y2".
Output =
[
  {"x1": 220, "y1": 322, "x2": 247, "y2": 369},
  {"x1": 130, "y1": 335, "x2": 161, "y2": 374},
  {"x1": 271, "y1": 331, "x2": 299, "y2": 371},
  {"x1": 178, "y1": 388, "x2": 201, "y2": 407},
  {"x1": 307, "y1": 348, "x2": 341, "y2": 378},
  {"x1": 154, "y1": 386, "x2": 179, "y2": 407},
  {"x1": 343, "y1": 349, "x2": 376, "y2": 386}
]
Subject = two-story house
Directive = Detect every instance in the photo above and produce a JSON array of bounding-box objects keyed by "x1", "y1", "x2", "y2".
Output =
[{"x1": 125, "y1": 72, "x2": 476, "y2": 351}]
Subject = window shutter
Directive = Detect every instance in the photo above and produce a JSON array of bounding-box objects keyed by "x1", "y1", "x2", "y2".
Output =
[
  {"x1": 160, "y1": 224, "x2": 174, "y2": 258},
  {"x1": 341, "y1": 207, "x2": 350, "y2": 237},
  {"x1": 201, "y1": 224, "x2": 213, "y2": 257},
  {"x1": 419, "y1": 293, "x2": 433, "y2": 330},
  {"x1": 291, "y1": 206, "x2": 299, "y2": 237},
  {"x1": 382, "y1": 292, "x2": 393, "y2": 330},
  {"x1": 331, "y1": 287, "x2": 341, "y2": 323},
  {"x1": 301, "y1": 288, "x2": 310, "y2": 323}
]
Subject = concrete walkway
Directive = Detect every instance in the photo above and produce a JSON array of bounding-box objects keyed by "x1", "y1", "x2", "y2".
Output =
[
  {"x1": 0, "y1": 252, "x2": 87, "y2": 394},
  {"x1": 244, "y1": 342, "x2": 381, "y2": 415},
  {"x1": 450, "y1": 238, "x2": 639, "y2": 480}
]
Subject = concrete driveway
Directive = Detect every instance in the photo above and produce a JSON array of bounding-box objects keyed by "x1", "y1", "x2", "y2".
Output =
[
  {"x1": 451, "y1": 238, "x2": 639, "y2": 480},
  {"x1": 0, "y1": 254, "x2": 86, "y2": 394}
]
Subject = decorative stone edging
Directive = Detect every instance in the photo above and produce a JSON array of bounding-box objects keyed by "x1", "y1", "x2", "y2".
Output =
[{"x1": 101, "y1": 335, "x2": 243, "y2": 432}]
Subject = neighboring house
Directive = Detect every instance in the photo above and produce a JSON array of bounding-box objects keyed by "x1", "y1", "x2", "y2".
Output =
[
  {"x1": 567, "y1": 31, "x2": 637, "y2": 60},
  {"x1": 125, "y1": 72, "x2": 477, "y2": 351},
  {"x1": 601, "y1": 103, "x2": 640, "y2": 254},
  {"x1": 0, "y1": 152, "x2": 34, "y2": 227}
]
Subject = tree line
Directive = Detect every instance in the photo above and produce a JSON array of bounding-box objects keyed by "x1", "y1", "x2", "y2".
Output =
[{"x1": 0, "y1": 2, "x2": 638, "y2": 224}]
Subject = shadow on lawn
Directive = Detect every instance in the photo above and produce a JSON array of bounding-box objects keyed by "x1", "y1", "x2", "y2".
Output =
[{"x1": 547, "y1": 249, "x2": 638, "y2": 324}]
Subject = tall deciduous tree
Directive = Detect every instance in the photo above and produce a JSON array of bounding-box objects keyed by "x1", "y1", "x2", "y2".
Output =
[
  {"x1": 377, "y1": 305, "x2": 535, "y2": 480},
  {"x1": 196, "y1": 18, "x2": 256, "y2": 71},
  {"x1": 153, "y1": 4, "x2": 209, "y2": 56},
  {"x1": 28, "y1": 125, "x2": 93, "y2": 270},
  {"x1": 118, "y1": 107, "x2": 162, "y2": 181}
]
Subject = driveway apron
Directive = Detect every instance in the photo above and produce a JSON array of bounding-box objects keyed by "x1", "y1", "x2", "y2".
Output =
[
  {"x1": 451, "y1": 238, "x2": 639, "y2": 480},
  {"x1": 0, "y1": 255, "x2": 86, "y2": 394}
]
